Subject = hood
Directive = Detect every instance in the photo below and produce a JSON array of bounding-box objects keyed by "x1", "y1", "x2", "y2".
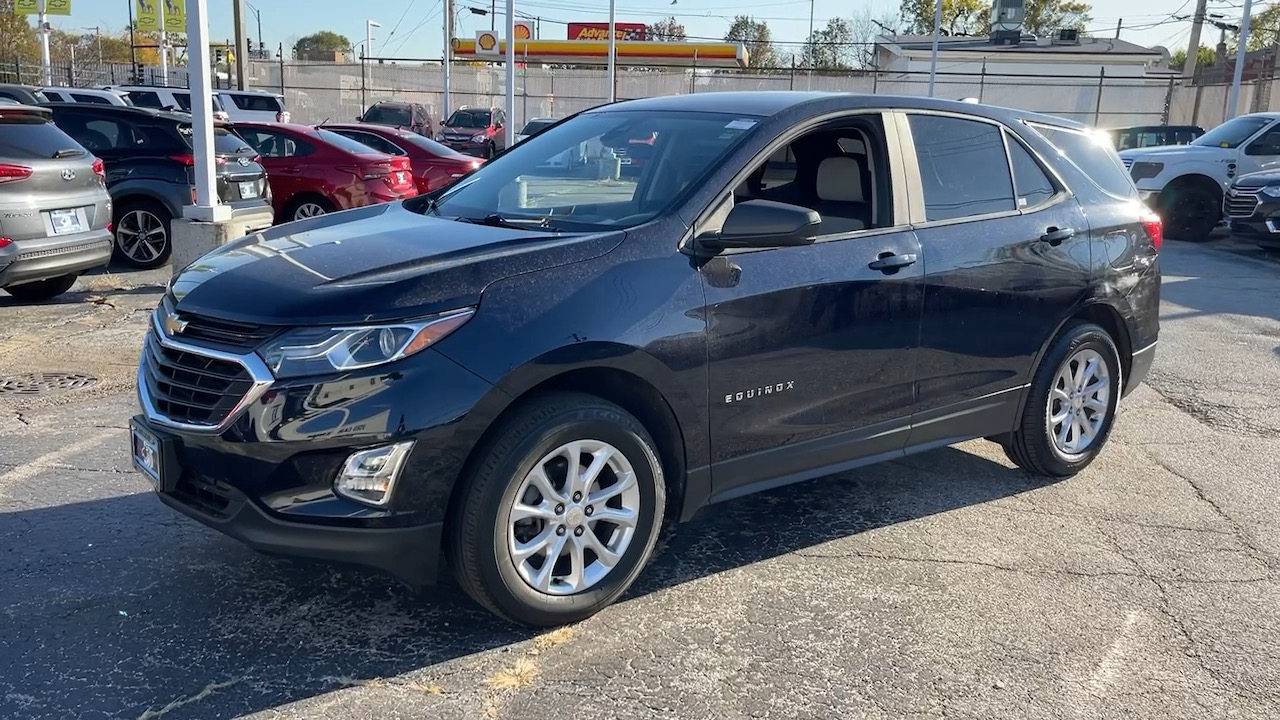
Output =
[
  {"x1": 1232, "y1": 169, "x2": 1280, "y2": 187},
  {"x1": 169, "y1": 201, "x2": 623, "y2": 325},
  {"x1": 1119, "y1": 144, "x2": 1229, "y2": 161},
  {"x1": 441, "y1": 124, "x2": 486, "y2": 137}
]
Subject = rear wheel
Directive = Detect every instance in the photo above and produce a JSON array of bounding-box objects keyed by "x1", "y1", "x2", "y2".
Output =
[
  {"x1": 284, "y1": 195, "x2": 334, "y2": 222},
  {"x1": 1158, "y1": 179, "x2": 1220, "y2": 241},
  {"x1": 1000, "y1": 322, "x2": 1122, "y2": 478},
  {"x1": 3, "y1": 274, "x2": 77, "y2": 302},
  {"x1": 448, "y1": 393, "x2": 666, "y2": 627},
  {"x1": 114, "y1": 199, "x2": 173, "y2": 269}
]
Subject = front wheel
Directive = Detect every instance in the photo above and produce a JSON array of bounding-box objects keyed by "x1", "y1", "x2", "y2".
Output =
[
  {"x1": 1158, "y1": 183, "x2": 1220, "y2": 241},
  {"x1": 1000, "y1": 321, "x2": 1122, "y2": 478},
  {"x1": 448, "y1": 393, "x2": 666, "y2": 627}
]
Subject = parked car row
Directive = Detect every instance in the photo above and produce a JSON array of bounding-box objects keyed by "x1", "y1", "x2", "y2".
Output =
[{"x1": 0, "y1": 82, "x2": 290, "y2": 123}]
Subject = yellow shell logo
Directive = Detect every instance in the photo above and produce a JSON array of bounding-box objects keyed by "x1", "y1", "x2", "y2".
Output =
[
  {"x1": 514, "y1": 24, "x2": 532, "y2": 40},
  {"x1": 477, "y1": 32, "x2": 498, "y2": 51}
]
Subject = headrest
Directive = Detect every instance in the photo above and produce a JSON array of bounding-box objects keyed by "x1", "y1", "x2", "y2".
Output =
[{"x1": 816, "y1": 156, "x2": 865, "y2": 203}]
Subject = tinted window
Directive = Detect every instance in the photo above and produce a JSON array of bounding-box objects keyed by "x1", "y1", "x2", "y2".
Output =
[
  {"x1": 240, "y1": 130, "x2": 311, "y2": 158},
  {"x1": 1006, "y1": 133, "x2": 1057, "y2": 208},
  {"x1": 196, "y1": 127, "x2": 256, "y2": 155},
  {"x1": 1033, "y1": 124, "x2": 1134, "y2": 198},
  {"x1": 43, "y1": 90, "x2": 67, "y2": 102},
  {"x1": 909, "y1": 114, "x2": 1015, "y2": 221},
  {"x1": 521, "y1": 120, "x2": 554, "y2": 136},
  {"x1": 227, "y1": 93, "x2": 283, "y2": 112},
  {"x1": 334, "y1": 130, "x2": 404, "y2": 155},
  {"x1": 445, "y1": 109, "x2": 491, "y2": 128},
  {"x1": 0, "y1": 91, "x2": 26, "y2": 102},
  {"x1": 173, "y1": 93, "x2": 192, "y2": 111},
  {"x1": 363, "y1": 105, "x2": 411, "y2": 125},
  {"x1": 71, "y1": 93, "x2": 110, "y2": 105},
  {"x1": 129, "y1": 90, "x2": 162, "y2": 108},
  {"x1": 317, "y1": 128, "x2": 387, "y2": 155},
  {"x1": 0, "y1": 117, "x2": 84, "y2": 159},
  {"x1": 397, "y1": 132, "x2": 461, "y2": 157}
]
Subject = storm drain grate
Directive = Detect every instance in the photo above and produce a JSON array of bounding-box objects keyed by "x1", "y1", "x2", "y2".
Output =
[{"x1": 0, "y1": 372, "x2": 99, "y2": 396}]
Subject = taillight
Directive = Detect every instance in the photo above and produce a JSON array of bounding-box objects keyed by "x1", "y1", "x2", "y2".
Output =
[
  {"x1": 92, "y1": 157, "x2": 105, "y2": 182},
  {"x1": 0, "y1": 237, "x2": 12, "y2": 248},
  {"x1": 106, "y1": 222, "x2": 113, "y2": 232},
  {"x1": 0, "y1": 163, "x2": 33, "y2": 184},
  {"x1": 169, "y1": 153, "x2": 195, "y2": 166},
  {"x1": 1142, "y1": 213, "x2": 1163, "y2": 251}
]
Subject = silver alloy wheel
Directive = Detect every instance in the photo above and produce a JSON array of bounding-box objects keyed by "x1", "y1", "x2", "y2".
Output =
[
  {"x1": 507, "y1": 439, "x2": 641, "y2": 596},
  {"x1": 294, "y1": 202, "x2": 327, "y2": 220},
  {"x1": 116, "y1": 210, "x2": 167, "y2": 263},
  {"x1": 1046, "y1": 347, "x2": 1111, "y2": 455}
]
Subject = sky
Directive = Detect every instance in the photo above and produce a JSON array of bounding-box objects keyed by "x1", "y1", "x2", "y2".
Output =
[{"x1": 56, "y1": 0, "x2": 1251, "y2": 62}]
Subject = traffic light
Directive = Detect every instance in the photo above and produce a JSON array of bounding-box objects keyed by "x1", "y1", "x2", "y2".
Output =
[{"x1": 247, "y1": 38, "x2": 254, "y2": 56}]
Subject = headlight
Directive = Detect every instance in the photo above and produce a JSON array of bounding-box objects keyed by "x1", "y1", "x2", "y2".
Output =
[
  {"x1": 1261, "y1": 185, "x2": 1280, "y2": 198},
  {"x1": 471, "y1": 133, "x2": 487, "y2": 143},
  {"x1": 257, "y1": 308, "x2": 475, "y2": 378},
  {"x1": 435, "y1": 132, "x2": 445, "y2": 141},
  {"x1": 1129, "y1": 161, "x2": 1163, "y2": 181}
]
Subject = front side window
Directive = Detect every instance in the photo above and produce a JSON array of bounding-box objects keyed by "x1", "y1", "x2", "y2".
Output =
[
  {"x1": 909, "y1": 114, "x2": 1015, "y2": 222},
  {"x1": 242, "y1": 130, "x2": 309, "y2": 158},
  {"x1": 129, "y1": 90, "x2": 162, "y2": 108},
  {"x1": 431, "y1": 110, "x2": 759, "y2": 232}
]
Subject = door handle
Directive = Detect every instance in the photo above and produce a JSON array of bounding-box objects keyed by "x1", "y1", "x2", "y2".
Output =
[
  {"x1": 1040, "y1": 227, "x2": 1075, "y2": 245},
  {"x1": 868, "y1": 252, "x2": 918, "y2": 272}
]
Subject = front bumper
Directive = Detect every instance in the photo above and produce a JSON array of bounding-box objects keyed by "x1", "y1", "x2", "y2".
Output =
[
  {"x1": 133, "y1": 318, "x2": 500, "y2": 585},
  {"x1": 440, "y1": 139, "x2": 488, "y2": 156},
  {"x1": 1226, "y1": 196, "x2": 1280, "y2": 247},
  {"x1": 0, "y1": 228, "x2": 113, "y2": 288}
]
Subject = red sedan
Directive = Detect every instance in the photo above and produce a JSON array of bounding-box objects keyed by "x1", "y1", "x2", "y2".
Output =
[
  {"x1": 233, "y1": 121, "x2": 418, "y2": 223},
  {"x1": 321, "y1": 123, "x2": 483, "y2": 195}
]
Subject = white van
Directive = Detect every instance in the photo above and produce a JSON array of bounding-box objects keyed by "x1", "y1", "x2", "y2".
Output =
[
  {"x1": 104, "y1": 85, "x2": 231, "y2": 121},
  {"x1": 216, "y1": 90, "x2": 289, "y2": 123},
  {"x1": 40, "y1": 87, "x2": 132, "y2": 106}
]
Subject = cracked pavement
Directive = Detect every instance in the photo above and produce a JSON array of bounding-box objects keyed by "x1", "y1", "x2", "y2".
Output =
[{"x1": 2, "y1": 244, "x2": 1279, "y2": 719}]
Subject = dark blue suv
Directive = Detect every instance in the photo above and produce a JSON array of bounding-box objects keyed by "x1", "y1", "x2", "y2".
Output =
[{"x1": 130, "y1": 92, "x2": 1161, "y2": 626}]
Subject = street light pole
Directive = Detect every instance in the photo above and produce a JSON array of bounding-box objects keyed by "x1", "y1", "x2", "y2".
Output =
[
  {"x1": 806, "y1": 0, "x2": 814, "y2": 89},
  {"x1": 366, "y1": 19, "x2": 381, "y2": 59},
  {"x1": 184, "y1": 0, "x2": 226, "y2": 222},
  {"x1": 607, "y1": 0, "x2": 616, "y2": 101},
  {"x1": 1228, "y1": 0, "x2": 1254, "y2": 119},
  {"x1": 38, "y1": 0, "x2": 51, "y2": 86},
  {"x1": 928, "y1": 0, "x2": 943, "y2": 96},
  {"x1": 443, "y1": 0, "x2": 454, "y2": 121},
  {"x1": 505, "y1": 0, "x2": 515, "y2": 146}
]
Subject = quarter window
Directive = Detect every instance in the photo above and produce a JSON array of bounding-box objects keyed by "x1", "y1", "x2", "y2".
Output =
[
  {"x1": 908, "y1": 114, "x2": 1015, "y2": 222},
  {"x1": 1005, "y1": 134, "x2": 1057, "y2": 209},
  {"x1": 71, "y1": 93, "x2": 110, "y2": 105},
  {"x1": 1032, "y1": 123, "x2": 1135, "y2": 198},
  {"x1": 129, "y1": 90, "x2": 162, "y2": 108}
]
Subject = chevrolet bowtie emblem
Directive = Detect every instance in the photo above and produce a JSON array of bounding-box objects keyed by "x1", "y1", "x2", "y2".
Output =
[{"x1": 164, "y1": 311, "x2": 188, "y2": 336}]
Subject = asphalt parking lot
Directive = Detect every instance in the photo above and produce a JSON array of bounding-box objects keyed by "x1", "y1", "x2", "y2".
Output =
[{"x1": 2, "y1": 241, "x2": 1279, "y2": 720}]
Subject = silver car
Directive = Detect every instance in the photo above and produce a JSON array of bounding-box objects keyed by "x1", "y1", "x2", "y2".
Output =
[{"x1": 0, "y1": 102, "x2": 113, "y2": 301}]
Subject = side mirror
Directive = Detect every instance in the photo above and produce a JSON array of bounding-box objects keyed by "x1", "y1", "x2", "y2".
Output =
[{"x1": 700, "y1": 200, "x2": 820, "y2": 251}]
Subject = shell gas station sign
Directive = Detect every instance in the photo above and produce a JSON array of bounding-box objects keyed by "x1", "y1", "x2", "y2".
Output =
[{"x1": 453, "y1": 28, "x2": 747, "y2": 68}]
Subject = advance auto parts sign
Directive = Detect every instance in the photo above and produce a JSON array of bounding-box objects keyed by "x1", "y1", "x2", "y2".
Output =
[{"x1": 567, "y1": 23, "x2": 647, "y2": 41}]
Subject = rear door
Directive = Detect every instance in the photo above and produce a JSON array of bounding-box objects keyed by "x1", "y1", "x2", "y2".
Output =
[
  {"x1": 900, "y1": 110, "x2": 1091, "y2": 447},
  {"x1": 0, "y1": 112, "x2": 106, "y2": 242}
]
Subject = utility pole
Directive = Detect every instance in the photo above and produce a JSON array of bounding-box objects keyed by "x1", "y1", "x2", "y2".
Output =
[
  {"x1": 443, "y1": 0, "x2": 453, "y2": 120},
  {"x1": 607, "y1": 0, "x2": 617, "y2": 101},
  {"x1": 233, "y1": 0, "x2": 249, "y2": 90},
  {"x1": 505, "y1": 0, "x2": 515, "y2": 145},
  {"x1": 491, "y1": 0, "x2": 496, "y2": 31},
  {"x1": 928, "y1": 0, "x2": 943, "y2": 96},
  {"x1": 806, "y1": 0, "x2": 814, "y2": 88},
  {"x1": 1184, "y1": 0, "x2": 1209, "y2": 80},
  {"x1": 38, "y1": 0, "x2": 50, "y2": 86},
  {"x1": 1228, "y1": 0, "x2": 1254, "y2": 119},
  {"x1": 158, "y1": 0, "x2": 169, "y2": 87},
  {"x1": 1115, "y1": 19, "x2": 1122, "y2": 39}
]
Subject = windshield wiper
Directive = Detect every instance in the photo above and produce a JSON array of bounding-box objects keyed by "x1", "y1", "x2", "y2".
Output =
[{"x1": 461, "y1": 213, "x2": 567, "y2": 232}]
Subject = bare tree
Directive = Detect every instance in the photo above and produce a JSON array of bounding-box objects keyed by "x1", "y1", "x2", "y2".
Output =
[{"x1": 850, "y1": 8, "x2": 902, "y2": 69}]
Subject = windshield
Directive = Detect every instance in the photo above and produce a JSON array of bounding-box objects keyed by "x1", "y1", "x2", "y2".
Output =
[
  {"x1": 431, "y1": 110, "x2": 760, "y2": 232},
  {"x1": 1192, "y1": 116, "x2": 1273, "y2": 149},
  {"x1": 446, "y1": 110, "x2": 491, "y2": 128},
  {"x1": 521, "y1": 120, "x2": 554, "y2": 136},
  {"x1": 363, "y1": 105, "x2": 412, "y2": 125}
]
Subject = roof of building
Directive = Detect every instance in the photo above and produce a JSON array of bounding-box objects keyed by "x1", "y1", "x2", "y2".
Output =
[{"x1": 882, "y1": 35, "x2": 1163, "y2": 57}]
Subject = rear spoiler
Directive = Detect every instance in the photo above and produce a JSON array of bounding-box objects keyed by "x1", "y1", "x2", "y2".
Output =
[{"x1": 0, "y1": 102, "x2": 52, "y2": 119}]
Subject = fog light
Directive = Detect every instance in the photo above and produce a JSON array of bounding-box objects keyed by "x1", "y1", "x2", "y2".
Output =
[{"x1": 334, "y1": 441, "x2": 414, "y2": 506}]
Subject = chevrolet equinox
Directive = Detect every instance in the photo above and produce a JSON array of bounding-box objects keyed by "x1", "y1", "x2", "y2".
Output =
[{"x1": 130, "y1": 93, "x2": 1161, "y2": 627}]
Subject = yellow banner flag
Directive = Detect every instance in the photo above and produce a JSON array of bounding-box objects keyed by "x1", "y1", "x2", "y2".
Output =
[
  {"x1": 14, "y1": 0, "x2": 73, "y2": 16},
  {"x1": 162, "y1": 0, "x2": 185, "y2": 33},
  {"x1": 135, "y1": 0, "x2": 160, "y2": 31}
]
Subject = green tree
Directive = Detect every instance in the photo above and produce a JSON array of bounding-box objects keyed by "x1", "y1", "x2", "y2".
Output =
[
  {"x1": 899, "y1": 0, "x2": 988, "y2": 36},
  {"x1": 0, "y1": 0, "x2": 39, "y2": 64},
  {"x1": 724, "y1": 15, "x2": 778, "y2": 68},
  {"x1": 1246, "y1": 5, "x2": 1280, "y2": 51},
  {"x1": 1023, "y1": 0, "x2": 1091, "y2": 37},
  {"x1": 647, "y1": 16, "x2": 686, "y2": 42},
  {"x1": 293, "y1": 30, "x2": 352, "y2": 60},
  {"x1": 48, "y1": 28, "x2": 137, "y2": 65},
  {"x1": 1169, "y1": 45, "x2": 1216, "y2": 71},
  {"x1": 802, "y1": 17, "x2": 855, "y2": 70}
]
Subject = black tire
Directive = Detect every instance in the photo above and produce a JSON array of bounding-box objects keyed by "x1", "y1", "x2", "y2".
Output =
[
  {"x1": 113, "y1": 198, "x2": 173, "y2": 269},
  {"x1": 1000, "y1": 321, "x2": 1122, "y2": 478},
  {"x1": 283, "y1": 194, "x2": 335, "y2": 223},
  {"x1": 1158, "y1": 180, "x2": 1220, "y2": 242},
  {"x1": 3, "y1": 274, "x2": 77, "y2": 302},
  {"x1": 485, "y1": 142, "x2": 496, "y2": 159},
  {"x1": 448, "y1": 392, "x2": 666, "y2": 627}
]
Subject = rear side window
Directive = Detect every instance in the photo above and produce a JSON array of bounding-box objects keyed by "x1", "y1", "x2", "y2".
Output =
[
  {"x1": 43, "y1": 90, "x2": 67, "y2": 102},
  {"x1": 334, "y1": 130, "x2": 404, "y2": 155},
  {"x1": 129, "y1": 90, "x2": 162, "y2": 108},
  {"x1": 1032, "y1": 123, "x2": 1135, "y2": 198},
  {"x1": 1005, "y1": 134, "x2": 1057, "y2": 209},
  {"x1": 228, "y1": 94, "x2": 283, "y2": 112},
  {"x1": 318, "y1": 128, "x2": 387, "y2": 155},
  {"x1": 201, "y1": 127, "x2": 256, "y2": 155},
  {"x1": 173, "y1": 93, "x2": 192, "y2": 111},
  {"x1": 71, "y1": 93, "x2": 110, "y2": 105},
  {"x1": 908, "y1": 114, "x2": 1015, "y2": 221},
  {"x1": 0, "y1": 117, "x2": 84, "y2": 159}
]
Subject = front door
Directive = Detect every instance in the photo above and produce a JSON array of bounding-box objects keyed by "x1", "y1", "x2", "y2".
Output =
[
  {"x1": 238, "y1": 128, "x2": 310, "y2": 211},
  {"x1": 700, "y1": 111, "x2": 924, "y2": 501},
  {"x1": 900, "y1": 111, "x2": 1091, "y2": 447}
]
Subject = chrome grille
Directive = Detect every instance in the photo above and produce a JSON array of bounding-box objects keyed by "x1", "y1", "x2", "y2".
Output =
[
  {"x1": 159, "y1": 296, "x2": 277, "y2": 350},
  {"x1": 1224, "y1": 188, "x2": 1261, "y2": 218},
  {"x1": 141, "y1": 331, "x2": 255, "y2": 426}
]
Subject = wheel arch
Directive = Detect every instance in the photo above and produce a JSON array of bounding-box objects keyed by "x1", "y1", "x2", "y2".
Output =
[
  {"x1": 1162, "y1": 171, "x2": 1223, "y2": 200},
  {"x1": 111, "y1": 188, "x2": 179, "y2": 219},
  {"x1": 1027, "y1": 301, "x2": 1134, "y2": 403}
]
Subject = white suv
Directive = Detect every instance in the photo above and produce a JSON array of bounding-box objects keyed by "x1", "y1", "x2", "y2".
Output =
[
  {"x1": 216, "y1": 90, "x2": 289, "y2": 123},
  {"x1": 40, "y1": 87, "x2": 131, "y2": 106},
  {"x1": 104, "y1": 85, "x2": 231, "y2": 121}
]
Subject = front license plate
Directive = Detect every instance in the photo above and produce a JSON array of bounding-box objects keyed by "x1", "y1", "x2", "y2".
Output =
[
  {"x1": 619, "y1": 158, "x2": 632, "y2": 165},
  {"x1": 48, "y1": 208, "x2": 84, "y2": 235},
  {"x1": 238, "y1": 181, "x2": 257, "y2": 199},
  {"x1": 130, "y1": 419, "x2": 163, "y2": 488}
]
